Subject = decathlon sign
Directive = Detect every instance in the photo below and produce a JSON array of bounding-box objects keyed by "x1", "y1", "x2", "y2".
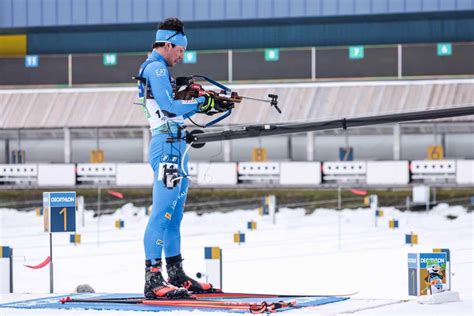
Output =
[
  {"x1": 408, "y1": 252, "x2": 448, "y2": 296},
  {"x1": 43, "y1": 192, "x2": 76, "y2": 233}
]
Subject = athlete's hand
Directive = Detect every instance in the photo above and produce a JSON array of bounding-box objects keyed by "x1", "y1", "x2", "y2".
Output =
[{"x1": 196, "y1": 93, "x2": 215, "y2": 112}]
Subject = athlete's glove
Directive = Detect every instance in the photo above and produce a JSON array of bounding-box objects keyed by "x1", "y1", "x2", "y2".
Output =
[{"x1": 196, "y1": 93, "x2": 215, "y2": 113}]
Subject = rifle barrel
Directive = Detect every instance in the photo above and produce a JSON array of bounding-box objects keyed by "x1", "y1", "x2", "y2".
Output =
[{"x1": 187, "y1": 106, "x2": 474, "y2": 145}]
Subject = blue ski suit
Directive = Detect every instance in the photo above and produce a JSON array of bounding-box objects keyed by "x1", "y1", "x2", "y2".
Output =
[{"x1": 138, "y1": 51, "x2": 200, "y2": 261}]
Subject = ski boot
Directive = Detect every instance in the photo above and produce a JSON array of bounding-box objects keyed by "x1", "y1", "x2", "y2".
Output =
[
  {"x1": 144, "y1": 263, "x2": 189, "y2": 299},
  {"x1": 167, "y1": 256, "x2": 213, "y2": 293}
]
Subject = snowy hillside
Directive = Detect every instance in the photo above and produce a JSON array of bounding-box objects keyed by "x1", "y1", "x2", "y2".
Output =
[{"x1": 0, "y1": 202, "x2": 472, "y2": 315}]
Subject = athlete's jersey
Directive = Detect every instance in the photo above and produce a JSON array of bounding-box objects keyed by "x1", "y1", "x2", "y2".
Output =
[{"x1": 138, "y1": 51, "x2": 199, "y2": 130}]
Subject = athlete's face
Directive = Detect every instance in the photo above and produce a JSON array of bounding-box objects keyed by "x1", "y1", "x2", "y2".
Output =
[{"x1": 165, "y1": 43, "x2": 185, "y2": 67}]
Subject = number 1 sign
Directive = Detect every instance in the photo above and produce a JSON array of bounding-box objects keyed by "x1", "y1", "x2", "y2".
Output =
[
  {"x1": 43, "y1": 192, "x2": 76, "y2": 233},
  {"x1": 42, "y1": 192, "x2": 76, "y2": 293}
]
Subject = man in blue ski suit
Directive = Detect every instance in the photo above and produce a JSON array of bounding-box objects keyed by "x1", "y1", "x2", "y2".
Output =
[{"x1": 137, "y1": 17, "x2": 216, "y2": 299}]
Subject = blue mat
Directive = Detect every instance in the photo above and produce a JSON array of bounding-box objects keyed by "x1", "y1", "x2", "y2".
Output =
[{"x1": 0, "y1": 293, "x2": 349, "y2": 313}]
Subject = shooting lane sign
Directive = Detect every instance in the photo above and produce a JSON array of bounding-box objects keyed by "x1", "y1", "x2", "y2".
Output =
[
  {"x1": 349, "y1": 46, "x2": 364, "y2": 59},
  {"x1": 204, "y1": 247, "x2": 223, "y2": 289},
  {"x1": 183, "y1": 51, "x2": 197, "y2": 64},
  {"x1": 0, "y1": 245, "x2": 13, "y2": 293},
  {"x1": 405, "y1": 233, "x2": 418, "y2": 246},
  {"x1": 233, "y1": 232, "x2": 245, "y2": 245},
  {"x1": 43, "y1": 192, "x2": 76, "y2": 233},
  {"x1": 389, "y1": 219, "x2": 399, "y2": 229},
  {"x1": 437, "y1": 43, "x2": 452, "y2": 56},
  {"x1": 247, "y1": 220, "x2": 257, "y2": 230},
  {"x1": 43, "y1": 191, "x2": 76, "y2": 294},
  {"x1": 427, "y1": 145, "x2": 444, "y2": 160},
  {"x1": 264, "y1": 48, "x2": 279, "y2": 61},
  {"x1": 103, "y1": 53, "x2": 117, "y2": 66},
  {"x1": 25, "y1": 55, "x2": 39, "y2": 68},
  {"x1": 408, "y1": 252, "x2": 447, "y2": 296},
  {"x1": 69, "y1": 233, "x2": 81, "y2": 245}
]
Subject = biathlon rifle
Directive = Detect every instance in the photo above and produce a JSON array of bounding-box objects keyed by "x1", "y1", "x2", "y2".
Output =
[
  {"x1": 174, "y1": 75, "x2": 281, "y2": 128},
  {"x1": 185, "y1": 106, "x2": 474, "y2": 148},
  {"x1": 146, "y1": 74, "x2": 474, "y2": 150}
]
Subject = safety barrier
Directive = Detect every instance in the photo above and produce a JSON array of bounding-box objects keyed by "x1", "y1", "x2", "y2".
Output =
[
  {"x1": 0, "y1": 160, "x2": 472, "y2": 187},
  {"x1": 322, "y1": 161, "x2": 366, "y2": 183},
  {"x1": 410, "y1": 160, "x2": 457, "y2": 183},
  {"x1": 0, "y1": 164, "x2": 37, "y2": 185},
  {"x1": 188, "y1": 162, "x2": 198, "y2": 182},
  {"x1": 115, "y1": 163, "x2": 152, "y2": 186},
  {"x1": 197, "y1": 163, "x2": 237, "y2": 185},
  {"x1": 456, "y1": 160, "x2": 474, "y2": 185},
  {"x1": 367, "y1": 161, "x2": 409, "y2": 185},
  {"x1": 76, "y1": 163, "x2": 116, "y2": 185},
  {"x1": 280, "y1": 162, "x2": 321, "y2": 185},
  {"x1": 237, "y1": 162, "x2": 280, "y2": 183},
  {"x1": 37, "y1": 164, "x2": 76, "y2": 186}
]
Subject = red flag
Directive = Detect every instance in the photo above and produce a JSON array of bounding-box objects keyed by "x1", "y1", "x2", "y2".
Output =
[
  {"x1": 24, "y1": 256, "x2": 51, "y2": 269},
  {"x1": 350, "y1": 189, "x2": 368, "y2": 196},
  {"x1": 107, "y1": 190, "x2": 124, "y2": 199}
]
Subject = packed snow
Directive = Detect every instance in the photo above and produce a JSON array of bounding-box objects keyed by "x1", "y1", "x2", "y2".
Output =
[{"x1": 0, "y1": 201, "x2": 472, "y2": 315}]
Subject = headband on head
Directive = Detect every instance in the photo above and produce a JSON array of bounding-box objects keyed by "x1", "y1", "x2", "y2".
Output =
[{"x1": 155, "y1": 29, "x2": 188, "y2": 48}]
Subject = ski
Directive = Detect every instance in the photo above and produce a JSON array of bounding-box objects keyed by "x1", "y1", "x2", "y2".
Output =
[
  {"x1": 192, "y1": 290, "x2": 359, "y2": 298},
  {"x1": 60, "y1": 290, "x2": 357, "y2": 303},
  {"x1": 60, "y1": 296, "x2": 147, "y2": 304},
  {"x1": 142, "y1": 298, "x2": 296, "y2": 314},
  {"x1": 60, "y1": 295, "x2": 296, "y2": 314}
]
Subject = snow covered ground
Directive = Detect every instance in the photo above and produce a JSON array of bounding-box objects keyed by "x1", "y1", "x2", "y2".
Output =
[{"x1": 0, "y1": 201, "x2": 472, "y2": 315}]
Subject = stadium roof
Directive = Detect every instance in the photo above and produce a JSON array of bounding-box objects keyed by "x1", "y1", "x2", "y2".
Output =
[{"x1": 0, "y1": 79, "x2": 472, "y2": 129}]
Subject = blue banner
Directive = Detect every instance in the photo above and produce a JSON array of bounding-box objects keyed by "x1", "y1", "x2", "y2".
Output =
[
  {"x1": 420, "y1": 253, "x2": 446, "y2": 269},
  {"x1": 49, "y1": 192, "x2": 76, "y2": 207}
]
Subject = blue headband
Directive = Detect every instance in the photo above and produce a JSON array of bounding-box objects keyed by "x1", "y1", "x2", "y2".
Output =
[{"x1": 155, "y1": 29, "x2": 188, "y2": 48}]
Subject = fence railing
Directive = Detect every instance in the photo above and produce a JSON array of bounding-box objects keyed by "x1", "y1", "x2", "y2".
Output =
[{"x1": 1, "y1": 42, "x2": 473, "y2": 86}]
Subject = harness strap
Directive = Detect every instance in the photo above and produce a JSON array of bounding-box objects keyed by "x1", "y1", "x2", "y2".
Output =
[{"x1": 136, "y1": 59, "x2": 175, "y2": 120}]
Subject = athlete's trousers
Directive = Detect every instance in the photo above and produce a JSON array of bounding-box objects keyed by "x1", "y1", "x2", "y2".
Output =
[{"x1": 144, "y1": 132, "x2": 189, "y2": 260}]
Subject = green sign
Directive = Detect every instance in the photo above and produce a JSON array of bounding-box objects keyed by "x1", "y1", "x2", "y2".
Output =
[
  {"x1": 264, "y1": 48, "x2": 279, "y2": 61},
  {"x1": 349, "y1": 46, "x2": 364, "y2": 59},
  {"x1": 437, "y1": 43, "x2": 452, "y2": 56},
  {"x1": 103, "y1": 53, "x2": 117, "y2": 66},
  {"x1": 183, "y1": 51, "x2": 197, "y2": 64}
]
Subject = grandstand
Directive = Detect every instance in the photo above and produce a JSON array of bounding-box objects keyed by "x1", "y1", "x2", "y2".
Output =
[{"x1": 0, "y1": 0, "x2": 472, "y2": 187}]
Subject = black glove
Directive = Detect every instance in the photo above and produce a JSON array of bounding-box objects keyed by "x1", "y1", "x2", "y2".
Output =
[
  {"x1": 197, "y1": 93, "x2": 215, "y2": 112},
  {"x1": 214, "y1": 100, "x2": 233, "y2": 112}
]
